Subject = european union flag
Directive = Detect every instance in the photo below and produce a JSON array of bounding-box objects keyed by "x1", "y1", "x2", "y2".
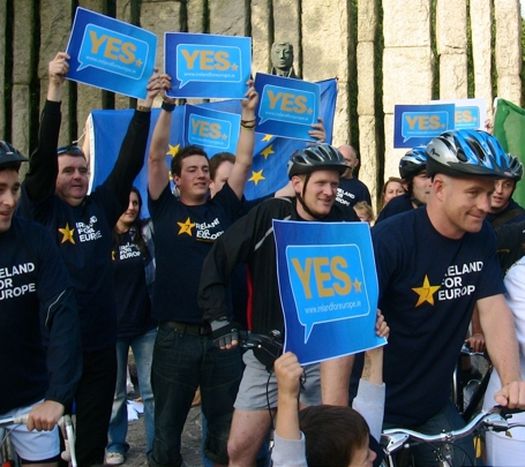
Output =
[{"x1": 89, "y1": 78, "x2": 337, "y2": 211}]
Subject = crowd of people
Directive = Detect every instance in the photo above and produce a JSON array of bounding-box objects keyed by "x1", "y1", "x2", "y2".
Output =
[{"x1": 2, "y1": 50, "x2": 525, "y2": 467}]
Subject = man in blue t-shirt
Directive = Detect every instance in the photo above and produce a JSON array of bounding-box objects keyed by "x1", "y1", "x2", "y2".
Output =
[
  {"x1": 373, "y1": 129, "x2": 525, "y2": 466},
  {"x1": 17, "y1": 52, "x2": 162, "y2": 466},
  {"x1": 146, "y1": 84, "x2": 258, "y2": 467},
  {"x1": 0, "y1": 142, "x2": 81, "y2": 465},
  {"x1": 336, "y1": 144, "x2": 372, "y2": 208}
]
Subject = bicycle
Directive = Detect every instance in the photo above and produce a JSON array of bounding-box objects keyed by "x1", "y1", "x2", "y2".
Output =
[
  {"x1": 0, "y1": 414, "x2": 77, "y2": 467},
  {"x1": 380, "y1": 406, "x2": 525, "y2": 467}
]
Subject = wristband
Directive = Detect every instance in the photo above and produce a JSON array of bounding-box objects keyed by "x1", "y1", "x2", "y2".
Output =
[
  {"x1": 136, "y1": 105, "x2": 151, "y2": 112},
  {"x1": 161, "y1": 101, "x2": 176, "y2": 112}
]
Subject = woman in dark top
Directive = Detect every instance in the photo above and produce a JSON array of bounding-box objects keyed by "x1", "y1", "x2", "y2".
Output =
[{"x1": 105, "y1": 188, "x2": 156, "y2": 465}]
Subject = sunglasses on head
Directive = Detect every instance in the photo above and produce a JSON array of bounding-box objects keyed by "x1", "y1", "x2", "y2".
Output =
[{"x1": 57, "y1": 144, "x2": 84, "y2": 157}]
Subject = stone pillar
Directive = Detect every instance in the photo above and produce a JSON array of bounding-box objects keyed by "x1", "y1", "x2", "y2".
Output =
[
  {"x1": 187, "y1": 0, "x2": 206, "y2": 33},
  {"x1": 470, "y1": 0, "x2": 493, "y2": 118},
  {"x1": 141, "y1": 1, "x2": 183, "y2": 72},
  {"x1": 382, "y1": 0, "x2": 433, "y2": 180},
  {"x1": 273, "y1": 0, "x2": 301, "y2": 76},
  {"x1": 436, "y1": 0, "x2": 468, "y2": 99},
  {"x1": 38, "y1": 1, "x2": 74, "y2": 145},
  {"x1": 494, "y1": 0, "x2": 522, "y2": 105},
  {"x1": 357, "y1": 0, "x2": 379, "y2": 209},
  {"x1": 209, "y1": 0, "x2": 247, "y2": 36},
  {"x1": 302, "y1": 0, "x2": 351, "y2": 147},
  {"x1": 0, "y1": 0, "x2": 6, "y2": 139},
  {"x1": 251, "y1": 0, "x2": 272, "y2": 76},
  {"x1": 12, "y1": 0, "x2": 35, "y2": 156}
]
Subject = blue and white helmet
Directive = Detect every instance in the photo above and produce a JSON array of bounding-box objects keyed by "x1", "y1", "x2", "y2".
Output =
[
  {"x1": 399, "y1": 146, "x2": 428, "y2": 180},
  {"x1": 426, "y1": 129, "x2": 523, "y2": 180}
]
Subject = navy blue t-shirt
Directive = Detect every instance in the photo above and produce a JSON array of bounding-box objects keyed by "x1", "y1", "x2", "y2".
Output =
[
  {"x1": 0, "y1": 217, "x2": 75, "y2": 413},
  {"x1": 375, "y1": 192, "x2": 414, "y2": 223},
  {"x1": 336, "y1": 177, "x2": 372, "y2": 208},
  {"x1": 373, "y1": 208, "x2": 503, "y2": 425},
  {"x1": 112, "y1": 226, "x2": 155, "y2": 338},
  {"x1": 149, "y1": 183, "x2": 242, "y2": 323}
]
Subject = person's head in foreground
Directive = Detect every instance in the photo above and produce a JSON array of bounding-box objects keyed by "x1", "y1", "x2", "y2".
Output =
[
  {"x1": 288, "y1": 144, "x2": 347, "y2": 220},
  {"x1": 299, "y1": 405, "x2": 376, "y2": 467},
  {"x1": 398, "y1": 146, "x2": 431, "y2": 206},
  {"x1": 0, "y1": 140, "x2": 28, "y2": 233},
  {"x1": 170, "y1": 144, "x2": 210, "y2": 204},
  {"x1": 425, "y1": 129, "x2": 523, "y2": 237}
]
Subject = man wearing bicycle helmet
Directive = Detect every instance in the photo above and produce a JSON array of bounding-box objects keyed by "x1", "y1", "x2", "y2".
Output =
[
  {"x1": 198, "y1": 144, "x2": 359, "y2": 466},
  {"x1": 376, "y1": 146, "x2": 431, "y2": 223},
  {"x1": 0, "y1": 142, "x2": 81, "y2": 465},
  {"x1": 373, "y1": 129, "x2": 525, "y2": 466}
]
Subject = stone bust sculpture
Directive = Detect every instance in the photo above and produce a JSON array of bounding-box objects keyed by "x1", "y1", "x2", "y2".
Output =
[{"x1": 270, "y1": 41, "x2": 297, "y2": 78}]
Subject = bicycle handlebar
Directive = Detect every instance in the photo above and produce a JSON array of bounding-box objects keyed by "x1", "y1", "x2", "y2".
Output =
[{"x1": 381, "y1": 406, "x2": 525, "y2": 455}]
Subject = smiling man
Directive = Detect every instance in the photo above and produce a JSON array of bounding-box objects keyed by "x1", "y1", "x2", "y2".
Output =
[
  {"x1": 373, "y1": 129, "x2": 525, "y2": 466},
  {"x1": 198, "y1": 144, "x2": 359, "y2": 466}
]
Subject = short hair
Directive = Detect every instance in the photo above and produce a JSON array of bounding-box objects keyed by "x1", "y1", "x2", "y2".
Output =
[
  {"x1": 57, "y1": 144, "x2": 87, "y2": 160},
  {"x1": 209, "y1": 152, "x2": 235, "y2": 181},
  {"x1": 354, "y1": 201, "x2": 375, "y2": 222},
  {"x1": 382, "y1": 177, "x2": 405, "y2": 195},
  {"x1": 299, "y1": 405, "x2": 370, "y2": 467},
  {"x1": 170, "y1": 145, "x2": 209, "y2": 177}
]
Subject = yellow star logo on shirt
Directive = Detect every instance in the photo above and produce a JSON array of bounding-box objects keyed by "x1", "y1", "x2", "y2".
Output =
[
  {"x1": 167, "y1": 144, "x2": 180, "y2": 157},
  {"x1": 177, "y1": 217, "x2": 195, "y2": 236},
  {"x1": 353, "y1": 278, "x2": 362, "y2": 293},
  {"x1": 260, "y1": 145, "x2": 275, "y2": 159},
  {"x1": 261, "y1": 134, "x2": 273, "y2": 142},
  {"x1": 58, "y1": 223, "x2": 76, "y2": 244},
  {"x1": 249, "y1": 170, "x2": 265, "y2": 185},
  {"x1": 412, "y1": 274, "x2": 441, "y2": 307}
]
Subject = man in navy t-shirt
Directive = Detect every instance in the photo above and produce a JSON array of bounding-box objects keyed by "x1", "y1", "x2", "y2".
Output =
[
  {"x1": 17, "y1": 52, "x2": 162, "y2": 466},
  {"x1": 0, "y1": 142, "x2": 81, "y2": 465},
  {"x1": 373, "y1": 129, "x2": 525, "y2": 466},
  {"x1": 146, "y1": 84, "x2": 258, "y2": 467},
  {"x1": 336, "y1": 144, "x2": 372, "y2": 208}
]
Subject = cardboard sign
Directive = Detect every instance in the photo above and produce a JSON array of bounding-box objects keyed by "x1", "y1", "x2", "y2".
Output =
[{"x1": 66, "y1": 7, "x2": 157, "y2": 99}]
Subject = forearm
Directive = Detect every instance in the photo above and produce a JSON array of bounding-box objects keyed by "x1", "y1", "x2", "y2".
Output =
[
  {"x1": 275, "y1": 393, "x2": 301, "y2": 440},
  {"x1": 320, "y1": 355, "x2": 354, "y2": 405},
  {"x1": 362, "y1": 348, "x2": 383, "y2": 386},
  {"x1": 480, "y1": 300, "x2": 521, "y2": 384},
  {"x1": 148, "y1": 109, "x2": 172, "y2": 198}
]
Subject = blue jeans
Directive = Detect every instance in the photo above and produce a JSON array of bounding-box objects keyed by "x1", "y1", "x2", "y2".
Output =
[
  {"x1": 384, "y1": 400, "x2": 475, "y2": 466},
  {"x1": 107, "y1": 328, "x2": 156, "y2": 455},
  {"x1": 148, "y1": 324, "x2": 242, "y2": 467}
]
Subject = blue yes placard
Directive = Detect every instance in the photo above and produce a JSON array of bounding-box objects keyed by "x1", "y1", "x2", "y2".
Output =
[
  {"x1": 394, "y1": 104, "x2": 455, "y2": 148},
  {"x1": 274, "y1": 220, "x2": 385, "y2": 365},
  {"x1": 66, "y1": 7, "x2": 157, "y2": 99},
  {"x1": 183, "y1": 105, "x2": 241, "y2": 156},
  {"x1": 255, "y1": 73, "x2": 320, "y2": 141},
  {"x1": 165, "y1": 32, "x2": 251, "y2": 99}
]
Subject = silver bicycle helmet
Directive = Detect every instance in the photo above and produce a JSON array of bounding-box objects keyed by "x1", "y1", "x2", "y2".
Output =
[
  {"x1": 287, "y1": 144, "x2": 347, "y2": 178},
  {"x1": 426, "y1": 129, "x2": 523, "y2": 180}
]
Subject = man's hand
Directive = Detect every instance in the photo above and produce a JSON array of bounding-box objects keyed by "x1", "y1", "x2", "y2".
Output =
[
  {"x1": 494, "y1": 381, "x2": 525, "y2": 409},
  {"x1": 209, "y1": 318, "x2": 239, "y2": 350},
  {"x1": 26, "y1": 400, "x2": 64, "y2": 431},
  {"x1": 308, "y1": 118, "x2": 326, "y2": 143},
  {"x1": 47, "y1": 52, "x2": 69, "y2": 101},
  {"x1": 241, "y1": 80, "x2": 258, "y2": 118},
  {"x1": 465, "y1": 332, "x2": 485, "y2": 353},
  {"x1": 275, "y1": 352, "x2": 303, "y2": 400}
]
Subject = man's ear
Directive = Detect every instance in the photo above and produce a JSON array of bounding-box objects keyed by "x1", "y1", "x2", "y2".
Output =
[
  {"x1": 290, "y1": 175, "x2": 303, "y2": 194},
  {"x1": 172, "y1": 174, "x2": 181, "y2": 188},
  {"x1": 433, "y1": 174, "x2": 445, "y2": 200}
]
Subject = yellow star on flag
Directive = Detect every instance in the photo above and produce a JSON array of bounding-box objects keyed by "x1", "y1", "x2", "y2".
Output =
[
  {"x1": 353, "y1": 278, "x2": 362, "y2": 292},
  {"x1": 261, "y1": 134, "x2": 273, "y2": 142},
  {"x1": 412, "y1": 274, "x2": 441, "y2": 307},
  {"x1": 167, "y1": 144, "x2": 180, "y2": 157},
  {"x1": 58, "y1": 223, "x2": 76, "y2": 244},
  {"x1": 261, "y1": 145, "x2": 275, "y2": 159},
  {"x1": 135, "y1": 59, "x2": 143, "y2": 67},
  {"x1": 177, "y1": 217, "x2": 195, "y2": 236},
  {"x1": 249, "y1": 170, "x2": 265, "y2": 185}
]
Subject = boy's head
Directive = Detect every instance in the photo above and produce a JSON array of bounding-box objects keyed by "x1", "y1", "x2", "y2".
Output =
[{"x1": 299, "y1": 405, "x2": 377, "y2": 467}]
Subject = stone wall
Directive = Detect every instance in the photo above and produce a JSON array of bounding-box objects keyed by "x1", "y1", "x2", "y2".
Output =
[{"x1": 1, "y1": 0, "x2": 522, "y2": 209}]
